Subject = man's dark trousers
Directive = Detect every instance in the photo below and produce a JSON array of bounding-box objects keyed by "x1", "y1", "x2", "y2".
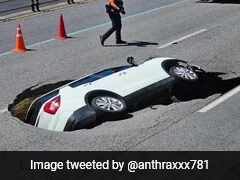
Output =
[{"x1": 102, "y1": 13, "x2": 122, "y2": 41}]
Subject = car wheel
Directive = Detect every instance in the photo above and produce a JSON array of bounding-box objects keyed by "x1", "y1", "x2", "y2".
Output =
[
  {"x1": 91, "y1": 95, "x2": 126, "y2": 114},
  {"x1": 169, "y1": 66, "x2": 199, "y2": 82}
]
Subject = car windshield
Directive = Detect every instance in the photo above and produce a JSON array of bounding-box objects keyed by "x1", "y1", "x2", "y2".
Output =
[{"x1": 69, "y1": 66, "x2": 130, "y2": 88}]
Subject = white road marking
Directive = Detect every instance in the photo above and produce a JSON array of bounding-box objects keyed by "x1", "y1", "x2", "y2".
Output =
[
  {"x1": 198, "y1": 84, "x2": 240, "y2": 113},
  {"x1": 0, "y1": 108, "x2": 7, "y2": 114},
  {"x1": 158, "y1": 29, "x2": 207, "y2": 49}
]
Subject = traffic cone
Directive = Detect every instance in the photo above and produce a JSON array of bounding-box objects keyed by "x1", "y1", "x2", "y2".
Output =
[
  {"x1": 12, "y1": 24, "x2": 27, "y2": 52},
  {"x1": 56, "y1": 14, "x2": 68, "y2": 40}
]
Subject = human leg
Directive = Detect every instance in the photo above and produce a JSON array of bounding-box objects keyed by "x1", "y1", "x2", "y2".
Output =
[
  {"x1": 114, "y1": 14, "x2": 126, "y2": 44},
  {"x1": 31, "y1": 0, "x2": 35, "y2": 12},
  {"x1": 36, "y1": 0, "x2": 40, "y2": 11},
  {"x1": 100, "y1": 14, "x2": 118, "y2": 46}
]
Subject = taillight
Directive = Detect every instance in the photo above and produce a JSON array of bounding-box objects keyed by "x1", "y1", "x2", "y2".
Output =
[{"x1": 43, "y1": 96, "x2": 61, "y2": 115}]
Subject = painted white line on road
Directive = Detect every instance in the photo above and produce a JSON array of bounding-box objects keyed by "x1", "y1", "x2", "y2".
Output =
[
  {"x1": 158, "y1": 29, "x2": 207, "y2": 49},
  {"x1": 123, "y1": 0, "x2": 191, "y2": 21},
  {"x1": 28, "y1": 38, "x2": 55, "y2": 48},
  {"x1": 198, "y1": 84, "x2": 240, "y2": 113},
  {"x1": 0, "y1": 51, "x2": 12, "y2": 57},
  {"x1": 0, "y1": 108, "x2": 7, "y2": 114},
  {"x1": 0, "y1": 0, "x2": 190, "y2": 57}
]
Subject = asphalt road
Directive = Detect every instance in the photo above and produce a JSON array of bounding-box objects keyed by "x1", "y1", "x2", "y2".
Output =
[
  {"x1": 0, "y1": 0, "x2": 180, "y2": 54},
  {"x1": 0, "y1": 0, "x2": 239, "y2": 152}
]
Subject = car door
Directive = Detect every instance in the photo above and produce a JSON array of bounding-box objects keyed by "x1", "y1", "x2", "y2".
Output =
[{"x1": 122, "y1": 62, "x2": 170, "y2": 92}]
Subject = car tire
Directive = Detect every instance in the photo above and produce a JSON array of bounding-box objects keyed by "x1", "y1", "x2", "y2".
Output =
[
  {"x1": 169, "y1": 66, "x2": 199, "y2": 82},
  {"x1": 91, "y1": 95, "x2": 126, "y2": 114}
]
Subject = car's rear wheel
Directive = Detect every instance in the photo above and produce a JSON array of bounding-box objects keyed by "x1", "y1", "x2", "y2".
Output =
[
  {"x1": 169, "y1": 66, "x2": 199, "y2": 82},
  {"x1": 91, "y1": 95, "x2": 126, "y2": 114}
]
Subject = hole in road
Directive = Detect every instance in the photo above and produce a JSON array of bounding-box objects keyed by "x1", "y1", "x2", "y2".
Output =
[
  {"x1": 172, "y1": 72, "x2": 240, "y2": 102},
  {"x1": 7, "y1": 72, "x2": 240, "y2": 129},
  {"x1": 8, "y1": 80, "x2": 73, "y2": 122},
  {"x1": 133, "y1": 72, "x2": 240, "y2": 110},
  {"x1": 196, "y1": 0, "x2": 240, "y2": 4}
]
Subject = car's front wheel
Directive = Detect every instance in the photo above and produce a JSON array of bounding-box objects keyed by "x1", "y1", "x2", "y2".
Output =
[
  {"x1": 169, "y1": 66, "x2": 199, "y2": 82},
  {"x1": 91, "y1": 95, "x2": 126, "y2": 114}
]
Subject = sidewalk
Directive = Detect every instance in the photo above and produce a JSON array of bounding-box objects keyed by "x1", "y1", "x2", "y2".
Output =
[
  {"x1": 0, "y1": 0, "x2": 94, "y2": 22},
  {"x1": 0, "y1": 0, "x2": 87, "y2": 16},
  {"x1": 0, "y1": 0, "x2": 64, "y2": 13}
]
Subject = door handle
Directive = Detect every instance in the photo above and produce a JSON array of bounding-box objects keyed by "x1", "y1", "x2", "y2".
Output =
[
  {"x1": 119, "y1": 72, "x2": 126, "y2": 76},
  {"x1": 84, "y1": 82, "x2": 92, "y2": 86}
]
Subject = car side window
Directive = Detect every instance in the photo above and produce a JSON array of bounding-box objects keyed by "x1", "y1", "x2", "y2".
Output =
[{"x1": 69, "y1": 66, "x2": 130, "y2": 88}]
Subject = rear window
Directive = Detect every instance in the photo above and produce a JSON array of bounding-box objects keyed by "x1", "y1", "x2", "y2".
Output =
[{"x1": 69, "y1": 66, "x2": 130, "y2": 88}]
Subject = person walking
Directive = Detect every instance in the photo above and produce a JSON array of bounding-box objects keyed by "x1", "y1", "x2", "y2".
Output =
[
  {"x1": 67, "y1": 0, "x2": 75, "y2": 4},
  {"x1": 100, "y1": 0, "x2": 126, "y2": 46},
  {"x1": 31, "y1": 0, "x2": 40, "y2": 12}
]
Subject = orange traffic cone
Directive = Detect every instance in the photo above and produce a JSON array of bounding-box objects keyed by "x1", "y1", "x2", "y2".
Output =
[
  {"x1": 56, "y1": 14, "x2": 68, "y2": 40},
  {"x1": 12, "y1": 24, "x2": 27, "y2": 52}
]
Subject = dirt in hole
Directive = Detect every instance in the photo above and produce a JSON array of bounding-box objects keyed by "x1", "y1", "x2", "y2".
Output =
[{"x1": 8, "y1": 80, "x2": 73, "y2": 122}]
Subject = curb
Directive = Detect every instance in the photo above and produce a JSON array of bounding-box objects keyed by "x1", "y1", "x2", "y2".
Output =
[{"x1": 0, "y1": 0, "x2": 15, "y2": 4}]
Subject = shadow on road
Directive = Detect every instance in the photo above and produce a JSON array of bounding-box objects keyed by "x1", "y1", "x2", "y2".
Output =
[
  {"x1": 104, "y1": 41, "x2": 158, "y2": 47},
  {"x1": 196, "y1": 0, "x2": 240, "y2": 4}
]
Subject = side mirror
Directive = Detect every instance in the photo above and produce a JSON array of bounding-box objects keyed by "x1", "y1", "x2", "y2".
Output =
[{"x1": 127, "y1": 56, "x2": 138, "y2": 66}]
